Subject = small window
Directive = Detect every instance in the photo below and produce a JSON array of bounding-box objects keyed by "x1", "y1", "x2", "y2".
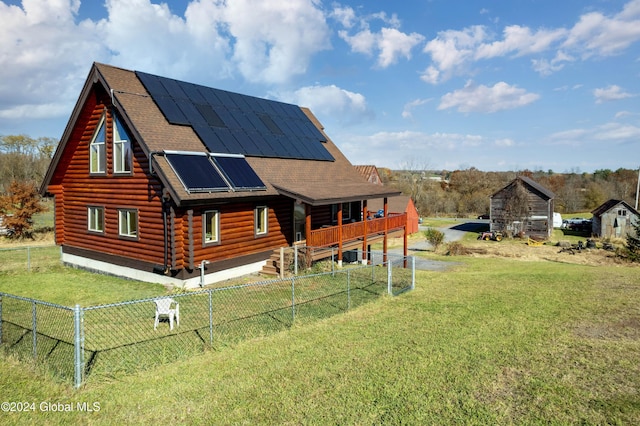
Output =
[
  {"x1": 118, "y1": 209, "x2": 138, "y2": 238},
  {"x1": 255, "y1": 206, "x2": 268, "y2": 236},
  {"x1": 618, "y1": 209, "x2": 627, "y2": 216},
  {"x1": 113, "y1": 115, "x2": 132, "y2": 174},
  {"x1": 90, "y1": 115, "x2": 106, "y2": 174},
  {"x1": 203, "y1": 210, "x2": 220, "y2": 244},
  {"x1": 87, "y1": 206, "x2": 104, "y2": 233}
]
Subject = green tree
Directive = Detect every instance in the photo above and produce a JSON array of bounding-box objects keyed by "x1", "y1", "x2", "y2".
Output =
[
  {"x1": 626, "y1": 218, "x2": 640, "y2": 262},
  {"x1": 0, "y1": 180, "x2": 46, "y2": 239}
]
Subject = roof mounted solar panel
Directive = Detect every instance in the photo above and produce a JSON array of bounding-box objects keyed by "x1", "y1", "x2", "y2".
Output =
[
  {"x1": 136, "y1": 70, "x2": 335, "y2": 161},
  {"x1": 165, "y1": 152, "x2": 230, "y2": 193}
]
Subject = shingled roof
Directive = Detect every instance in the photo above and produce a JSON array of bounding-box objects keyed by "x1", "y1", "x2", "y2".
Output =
[{"x1": 42, "y1": 63, "x2": 400, "y2": 206}]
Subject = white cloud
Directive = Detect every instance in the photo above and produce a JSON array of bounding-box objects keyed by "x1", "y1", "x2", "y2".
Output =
[
  {"x1": 563, "y1": 2, "x2": 640, "y2": 57},
  {"x1": 593, "y1": 85, "x2": 635, "y2": 103},
  {"x1": 279, "y1": 84, "x2": 372, "y2": 124},
  {"x1": 216, "y1": 0, "x2": 330, "y2": 84},
  {"x1": 438, "y1": 81, "x2": 540, "y2": 113},
  {"x1": 330, "y1": 6, "x2": 356, "y2": 28},
  {"x1": 422, "y1": 26, "x2": 487, "y2": 83},
  {"x1": 0, "y1": 0, "x2": 332, "y2": 124},
  {"x1": 475, "y1": 25, "x2": 566, "y2": 59},
  {"x1": 402, "y1": 98, "x2": 430, "y2": 118},
  {"x1": 337, "y1": 8, "x2": 424, "y2": 68},
  {"x1": 423, "y1": 1, "x2": 640, "y2": 83}
]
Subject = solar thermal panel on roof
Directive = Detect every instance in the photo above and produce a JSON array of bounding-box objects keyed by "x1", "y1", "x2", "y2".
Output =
[
  {"x1": 165, "y1": 153, "x2": 229, "y2": 193},
  {"x1": 212, "y1": 155, "x2": 266, "y2": 191}
]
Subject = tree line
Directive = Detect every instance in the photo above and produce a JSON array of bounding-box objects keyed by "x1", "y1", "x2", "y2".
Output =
[
  {"x1": 382, "y1": 167, "x2": 639, "y2": 217},
  {"x1": 0, "y1": 135, "x2": 57, "y2": 238},
  {"x1": 0, "y1": 134, "x2": 57, "y2": 191}
]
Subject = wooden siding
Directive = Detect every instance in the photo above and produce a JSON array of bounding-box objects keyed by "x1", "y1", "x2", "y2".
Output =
[
  {"x1": 48, "y1": 85, "x2": 167, "y2": 266},
  {"x1": 187, "y1": 197, "x2": 293, "y2": 269},
  {"x1": 491, "y1": 181, "x2": 553, "y2": 238}
]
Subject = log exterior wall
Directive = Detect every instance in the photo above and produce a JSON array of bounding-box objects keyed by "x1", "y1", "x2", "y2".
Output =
[{"x1": 48, "y1": 84, "x2": 167, "y2": 269}]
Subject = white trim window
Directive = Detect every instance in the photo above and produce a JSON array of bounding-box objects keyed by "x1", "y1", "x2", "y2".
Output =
[
  {"x1": 90, "y1": 115, "x2": 106, "y2": 174},
  {"x1": 118, "y1": 209, "x2": 138, "y2": 238},
  {"x1": 255, "y1": 206, "x2": 268, "y2": 236},
  {"x1": 87, "y1": 206, "x2": 104, "y2": 233},
  {"x1": 113, "y1": 115, "x2": 132, "y2": 174},
  {"x1": 204, "y1": 210, "x2": 220, "y2": 244}
]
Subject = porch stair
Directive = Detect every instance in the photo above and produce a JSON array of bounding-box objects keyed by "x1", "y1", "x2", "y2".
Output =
[{"x1": 261, "y1": 248, "x2": 293, "y2": 277}]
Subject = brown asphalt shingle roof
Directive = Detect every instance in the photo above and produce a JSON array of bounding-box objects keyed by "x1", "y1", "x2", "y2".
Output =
[{"x1": 43, "y1": 63, "x2": 399, "y2": 206}]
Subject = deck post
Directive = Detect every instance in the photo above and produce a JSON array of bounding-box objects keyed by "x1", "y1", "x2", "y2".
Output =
[
  {"x1": 337, "y1": 203, "x2": 343, "y2": 267},
  {"x1": 362, "y1": 202, "x2": 368, "y2": 264}
]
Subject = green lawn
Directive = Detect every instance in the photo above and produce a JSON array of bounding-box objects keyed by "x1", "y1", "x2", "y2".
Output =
[{"x1": 1, "y1": 253, "x2": 639, "y2": 424}]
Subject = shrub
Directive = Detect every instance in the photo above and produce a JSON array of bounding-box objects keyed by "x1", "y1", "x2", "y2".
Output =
[
  {"x1": 446, "y1": 241, "x2": 470, "y2": 256},
  {"x1": 423, "y1": 227, "x2": 445, "y2": 251}
]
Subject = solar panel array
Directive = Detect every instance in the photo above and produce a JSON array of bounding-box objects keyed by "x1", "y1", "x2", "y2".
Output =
[
  {"x1": 136, "y1": 71, "x2": 334, "y2": 162},
  {"x1": 165, "y1": 153, "x2": 266, "y2": 194}
]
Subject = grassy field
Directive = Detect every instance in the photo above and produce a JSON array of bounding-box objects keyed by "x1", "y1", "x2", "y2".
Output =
[{"x1": 1, "y1": 250, "x2": 639, "y2": 424}]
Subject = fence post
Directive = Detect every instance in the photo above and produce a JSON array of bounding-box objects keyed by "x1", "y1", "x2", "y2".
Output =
[
  {"x1": 32, "y1": 301, "x2": 37, "y2": 361},
  {"x1": 73, "y1": 304, "x2": 84, "y2": 389},
  {"x1": 0, "y1": 295, "x2": 3, "y2": 344},
  {"x1": 294, "y1": 247, "x2": 298, "y2": 275},
  {"x1": 387, "y1": 257, "x2": 392, "y2": 295},
  {"x1": 27, "y1": 247, "x2": 31, "y2": 272},
  {"x1": 347, "y1": 269, "x2": 351, "y2": 310},
  {"x1": 411, "y1": 256, "x2": 416, "y2": 290},
  {"x1": 208, "y1": 290, "x2": 213, "y2": 347},
  {"x1": 291, "y1": 277, "x2": 296, "y2": 323}
]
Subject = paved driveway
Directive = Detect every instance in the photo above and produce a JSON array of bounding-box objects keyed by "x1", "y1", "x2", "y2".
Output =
[{"x1": 395, "y1": 220, "x2": 489, "y2": 271}]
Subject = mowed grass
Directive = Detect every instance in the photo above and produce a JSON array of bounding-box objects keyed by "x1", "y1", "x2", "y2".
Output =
[{"x1": 2, "y1": 255, "x2": 640, "y2": 424}]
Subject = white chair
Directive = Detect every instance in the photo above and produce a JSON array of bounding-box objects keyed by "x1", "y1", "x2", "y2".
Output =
[{"x1": 154, "y1": 298, "x2": 180, "y2": 331}]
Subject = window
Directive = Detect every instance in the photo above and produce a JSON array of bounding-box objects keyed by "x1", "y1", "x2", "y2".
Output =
[
  {"x1": 331, "y1": 203, "x2": 352, "y2": 223},
  {"x1": 203, "y1": 210, "x2": 220, "y2": 244},
  {"x1": 118, "y1": 209, "x2": 138, "y2": 238},
  {"x1": 87, "y1": 206, "x2": 104, "y2": 233},
  {"x1": 113, "y1": 115, "x2": 132, "y2": 173},
  {"x1": 618, "y1": 209, "x2": 627, "y2": 216},
  {"x1": 255, "y1": 206, "x2": 268, "y2": 236},
  {"x1": 90, "y1": 115, "x2": 106, "y2": 174}
]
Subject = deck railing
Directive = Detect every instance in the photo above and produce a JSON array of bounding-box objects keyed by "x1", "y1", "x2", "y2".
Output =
[{"x1": 308, "y1": 213, "x2": 406, "y2": 248}]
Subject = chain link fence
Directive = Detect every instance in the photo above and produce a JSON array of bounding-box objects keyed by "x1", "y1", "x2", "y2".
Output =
[
  {"x1": 1, "y1": 251, "x2": 414, "y2": 388},
  {"x1": 0, "y1": 245, "x2": 61, "y2": 273}
]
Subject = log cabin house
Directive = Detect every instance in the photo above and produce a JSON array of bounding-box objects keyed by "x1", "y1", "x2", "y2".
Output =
[
  {"x1": 40, "y1": 63, "x2": 405, "y2": 288},
  {"x1": 490, "y1": 176, "x2": 555, "y2": 239}
]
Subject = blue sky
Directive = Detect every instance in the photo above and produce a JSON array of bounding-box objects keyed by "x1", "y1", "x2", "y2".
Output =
[{"x1": 1, "y1": 0, "x2": 639, "y2": 173}]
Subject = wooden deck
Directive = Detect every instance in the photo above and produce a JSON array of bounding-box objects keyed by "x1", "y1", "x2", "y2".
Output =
[{"x1": 307, "y1": 213, "x2": 407, "y2": 248}]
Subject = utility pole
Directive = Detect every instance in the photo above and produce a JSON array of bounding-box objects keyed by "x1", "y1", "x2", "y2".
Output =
[{"x1": 636, "y1": 166, "x2": 640, "y2": 210}]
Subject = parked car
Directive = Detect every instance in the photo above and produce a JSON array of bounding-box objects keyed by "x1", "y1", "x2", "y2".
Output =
[{"x1": 477, "y1": 214, "x2": 490, "y2": 219}]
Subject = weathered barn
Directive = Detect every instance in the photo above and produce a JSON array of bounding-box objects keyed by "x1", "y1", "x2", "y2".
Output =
[
  {"x1": 591, "y1": 199, "x2": 639, "y2": 239},
  {"x1": 40, "y1": 63, "x2": 405, "y2": 287},
  {"x1": 490, "y1": 176, "x2": 555, "y2": 239}
]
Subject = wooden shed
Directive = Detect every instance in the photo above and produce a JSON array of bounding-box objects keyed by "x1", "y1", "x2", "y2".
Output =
[
  {"x1": 591, "y1": 199, "x2": 639, "y2": 239},
  {"x1": 490, "y1": 176, "x2": 555, "y2": 239}
]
